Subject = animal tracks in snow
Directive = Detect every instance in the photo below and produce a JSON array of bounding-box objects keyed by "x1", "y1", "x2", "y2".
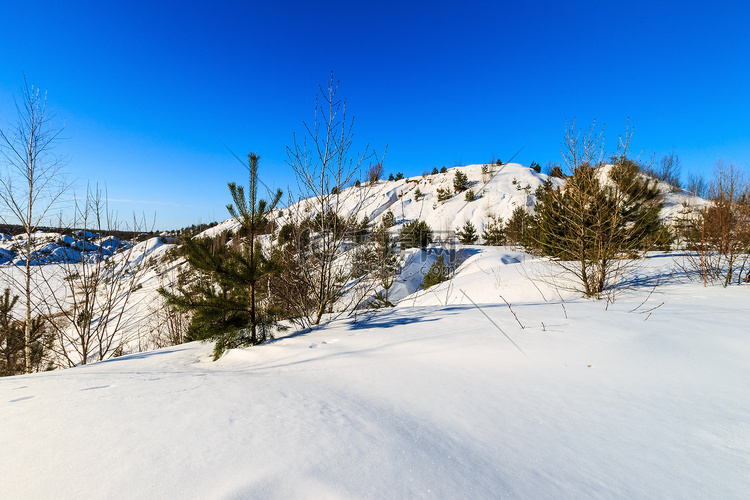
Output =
[{"x1": 309, "y1": 339, "x2": 338, "y2": 349}]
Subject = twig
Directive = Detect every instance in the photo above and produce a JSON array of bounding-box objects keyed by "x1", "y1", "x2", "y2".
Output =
[
  {"x1": 498, "y1": 293, "x2": 525, "y2": 329},
  {"x1": 460, "y1": 289, "x2": 528, "y2": 357},
  {"x1": 638, "y1": 301, "x2": 664, "y2": 315}
]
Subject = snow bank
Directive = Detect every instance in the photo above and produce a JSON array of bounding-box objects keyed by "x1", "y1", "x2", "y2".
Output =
[{"x1": 2, "y1": 252, "x2": 747, "y2": 499}]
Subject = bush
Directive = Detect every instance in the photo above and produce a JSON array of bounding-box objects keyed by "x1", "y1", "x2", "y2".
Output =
[
  {"x1": 530, "y1": 161, "x2": 541, "y2": 173},
  {"x1": 684, "y1": 162, "x2": 750, "y2": 286},
  {"x1": 436, "y1": 187, "x2": 451, "y2": 202},
  {"x1": 399, "y1": 219, "x2": 433, "y2": 249},
  {"x1": 464, "y1": 189, "x2": 477, "y2": 202},
  {"x1": 414, "y1": 187, "x2": 422, "y2": 201}
]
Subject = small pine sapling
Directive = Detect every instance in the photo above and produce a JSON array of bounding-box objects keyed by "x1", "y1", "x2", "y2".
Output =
[
  {"x1": 481, "y1": 216, "x2": 505, "y2": 246},
  {"x1": 456, "y1": 220, "x2": 478, "y2": 244},
  {"x1": 422, "y1": 254, "x2": 450, "y2": 289}
]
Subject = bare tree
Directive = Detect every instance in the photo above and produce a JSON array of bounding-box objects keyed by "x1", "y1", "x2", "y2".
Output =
[
  {"x1": 684, "y1": 161, "x2": 750, "y2": 286},
  {"x1": 0, "y1": 78, "x2": 68, "y2": 373},
  {"x1": 366, "y1": 162, "x2": 383, "y2": 185},
  {"x1": 644, "y1": 152, "x2": 681, "y2": 191},
  {"x1": 38, "y1": 187, "x2": 154, "y2": 366},
  {"x1": 282, "y1": 74, "x2": 385, "y2": 326}
]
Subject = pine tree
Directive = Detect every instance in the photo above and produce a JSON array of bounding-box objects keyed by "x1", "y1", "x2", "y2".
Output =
[
  {"x1": 453, "y1": 170, "x2": 469, "y2": 192},
  {"x1": 0, "y1": 288, "x2": 50, "y2": 376},
  {"x1": 381, "y1": 210, "x2": 395, "y2": 228},
  {"x1": 371, "y1": 221, "x2": 399, "y2": 306},
  {"x1": 431, "y1": 167, "x2": 439, "y2": 175},
  {"x1": 482, "y1": 216, "x2": 505, "y2": 246},
  {"x1": 399, "y1": 220, "x2": 433, "y2": 249},
  {"x1": 422, "y1": 254, "x2": 450, "y2": 289},
  {"x1": 0, "y1": 289, "x2": 22, "y2": 376},
  {"x1": 162, "y1": 154, "x2": 284, "y2": 359},
  {"x1": 456, "y1": 220, "x2": 478, "y2": 244},
  {"x1": 436, "y1": 187, "x2": 451, "y2": 202},
  {"x1": 505, "y1": 206, "x2": 530, "y2": 246},
  {"x1": 528, "y1": 159, "x2": 664, "y2": 297}
]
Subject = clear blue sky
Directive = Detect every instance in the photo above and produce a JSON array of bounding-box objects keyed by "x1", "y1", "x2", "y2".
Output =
[{"x1": 1, "y1": 0, "x2": 748, "y2": 230}]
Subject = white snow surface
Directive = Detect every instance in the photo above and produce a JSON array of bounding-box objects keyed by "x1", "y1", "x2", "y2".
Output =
[{"x1": 2, "y1": 249, "x2": 748, "y2": 499}]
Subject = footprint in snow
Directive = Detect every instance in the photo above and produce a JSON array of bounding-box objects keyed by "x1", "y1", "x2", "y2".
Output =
[{"x1": 10, "y1": 395, "x2": 35, "y2": 403}]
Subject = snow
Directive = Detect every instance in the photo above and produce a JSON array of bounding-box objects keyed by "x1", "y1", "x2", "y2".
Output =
[{"x1": 2, "y1": 250, "x2": 748, "y2": 499}]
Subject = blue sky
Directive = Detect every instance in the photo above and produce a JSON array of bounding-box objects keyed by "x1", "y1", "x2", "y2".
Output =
[{"x1": 1, "y1": 1, "x2": 748, "y2": 230}]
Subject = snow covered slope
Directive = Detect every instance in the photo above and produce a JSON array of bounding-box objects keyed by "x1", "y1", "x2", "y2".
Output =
[
  {"x1": 2, "y1": 250, "x2": 748, "y2": 499},
  {"x1": 202, "y1": 163, "x2": 708, "y2": 242}
]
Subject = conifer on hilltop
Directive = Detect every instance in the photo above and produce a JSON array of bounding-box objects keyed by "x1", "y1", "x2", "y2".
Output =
[{"x1": 453, "y1": 170, "x2": 469, "y2": 192}]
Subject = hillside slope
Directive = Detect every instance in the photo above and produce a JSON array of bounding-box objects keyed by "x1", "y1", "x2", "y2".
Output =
[{"x1": 203, "y1": 163, "x2": 707, "y2": 241}]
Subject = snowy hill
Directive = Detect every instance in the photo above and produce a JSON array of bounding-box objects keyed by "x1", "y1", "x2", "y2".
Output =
[
  {"x1": 1, "y1": 249, "x2": 748, "y2": 498},
  {"x1": 203, "y1": 163, "x2": 708, "y2": 241}
]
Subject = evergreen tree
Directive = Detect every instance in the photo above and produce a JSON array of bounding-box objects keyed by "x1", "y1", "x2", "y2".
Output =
[
  {"x1": 527, "y1": 160, "x2": 664, "y2": 297},
  {"x1": 0, "y1": 288, "x2": 50, "y2": 376},
  {"x1": 395, "y1": 172, "x2": 404, "y2": 180},
  {"x1": 162, "y1": 153, "x2": 284, "y2": 359},
  {"x1": 431, "y1": 167, "x2": 439, "y2": 175},
  {"x1": 456, "y1": 220, "x2": 478, "y2": 244},
  {"x1": 388, "y1": 173, "x2": 395, "y2": 181},
  {"x1": 464, "y1": 189, "x2": 476, "y2": 202},
  {"x1": 371, "y1": 221, "x2": 399, "y2": 306},
  {"x1": 453, "y1": 170, "x2": 470, "y2": 192},
  {"x1": 505, "y1": 206, "x2": 530, "y2": 246},
  {"x1": 381, "y1": 210, "x2": 395, "y2": 228},
  {"x1": 436, "y1": 187, "x2": 451, "y2": 202},
  {"x1": 482, "y1": 216, "x2": 505, "y2": 246},
  {"x1": 0, "y1": 289, "x2": 22, "y2": 376},
  {"x1": 440, "y1": 166, "x2": 447, "y2": 173},
  {"x1": 422, "y1": 254, "x2": 450, "y2": 289},
  {"x1": 399, "y1": 219, "x2": 433, "y2": 249}
]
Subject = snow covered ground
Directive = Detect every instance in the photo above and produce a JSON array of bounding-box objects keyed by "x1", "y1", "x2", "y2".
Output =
[{"x1": 2, "y1": 249, "x2": 748, "y2": 499}]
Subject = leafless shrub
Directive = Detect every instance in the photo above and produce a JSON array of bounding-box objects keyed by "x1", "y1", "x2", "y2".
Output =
[{"x1": 683, "y1": 161, "x2": 750, "y2": 286}]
